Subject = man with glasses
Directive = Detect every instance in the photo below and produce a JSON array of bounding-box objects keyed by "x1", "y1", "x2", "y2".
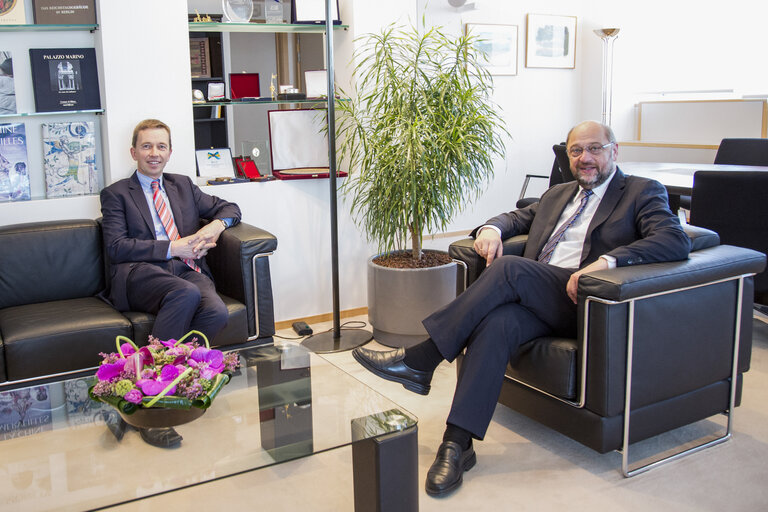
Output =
[{"x1": 352, "y1": 120, "x2": 691, "y2": 496}]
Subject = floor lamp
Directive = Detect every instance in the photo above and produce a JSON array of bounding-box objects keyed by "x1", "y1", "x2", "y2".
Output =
[
  {"x1": 594, "y1": 28, "x2": 620, "y2": 126},
  {"x1": 302, "y1": 0, "x2": 373, "y2": 353}
]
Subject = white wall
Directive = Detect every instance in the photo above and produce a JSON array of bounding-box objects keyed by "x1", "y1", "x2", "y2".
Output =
[{"x1": 3, "y1": 0, "x2": 766, "y2": 323}]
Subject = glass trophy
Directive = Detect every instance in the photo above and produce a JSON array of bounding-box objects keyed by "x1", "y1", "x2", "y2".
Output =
[
  {"x1": 265, "y1": 0, "x2": 284, "y2": 24},
  {"x1": 222, "y1": 0, "x2": 254, "y2": 23}
]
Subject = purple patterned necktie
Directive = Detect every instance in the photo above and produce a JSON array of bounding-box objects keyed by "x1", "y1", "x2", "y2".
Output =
[{"x1": 537, "y1": 189, "x2": 594, "y2": 264}]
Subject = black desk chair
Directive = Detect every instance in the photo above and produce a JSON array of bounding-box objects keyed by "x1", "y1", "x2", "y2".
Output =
[
  {"x1": 680, "y1": 138, "x2": 768, "y2": 210},
  {"x1": 714, "y1": 138, "x2": 768, "y2": 166},
  {"x1": 517, "y1": 144, "x2": 574, "y2": 209},
  {"x1": 689, "y1": 170, "x2": 768, "y2": 306}
]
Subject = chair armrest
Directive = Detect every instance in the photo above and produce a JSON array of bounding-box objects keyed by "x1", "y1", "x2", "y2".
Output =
[
  {"x1": 683, "y1": 224, "x2": 719, "y2": 251},
  {"x1": 578, "y1": 245, "x2": 766, "y2": 303},
  {"x1": 449, "y1": 235, "x2": 529, "y2": 289},
  {"x1": 207, "y1": 222, "x2": 278, "y2": 339}
]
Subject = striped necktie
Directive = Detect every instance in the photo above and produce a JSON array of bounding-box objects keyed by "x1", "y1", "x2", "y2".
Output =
[
  {"x1": 537, "y1": 189, "x2": 594, "y2": 264},
  {"x1": 151, "y1": 180, "x2": 201, "y2": 272}
]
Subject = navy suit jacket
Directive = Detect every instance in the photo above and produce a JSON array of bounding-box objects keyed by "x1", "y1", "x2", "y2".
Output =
[
  {"x1": 473, "y1": 169, "x2": 691, "y2": 268},
  {"x1": 100, "y1": 171, "x2": 241, "y2": 311}
]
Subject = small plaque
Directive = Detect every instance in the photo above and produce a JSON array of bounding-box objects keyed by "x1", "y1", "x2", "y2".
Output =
[
  {"x1": 189, "y1": 38, "x2": 211, "y2": 78},
  {"x1": 195, "y1": 148, "x2": 235, "y2": 178}
]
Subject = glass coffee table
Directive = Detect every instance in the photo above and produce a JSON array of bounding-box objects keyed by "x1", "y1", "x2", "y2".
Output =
[{"x1": 0, "y1": 343, "x2": 418, "y2": 511}]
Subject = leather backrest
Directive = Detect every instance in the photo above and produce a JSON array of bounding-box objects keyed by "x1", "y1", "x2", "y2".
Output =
[
  {"x1": 714, "y1": 138, "x2": 768, "y2": 166},
  {"x1": 0, "y1": 219, "x2": 105, "y2": 309},
  {"x1": 553, "y1": 143, "x2": 575, "y2": 183}
]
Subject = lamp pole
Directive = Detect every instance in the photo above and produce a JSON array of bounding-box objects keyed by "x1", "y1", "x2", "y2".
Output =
[
  {"x1": 301, "y1": 0, "x2": 373, "y2": 353},
  {"x1": 594, "y1": 28, "x2": 620, "y2": 126}
]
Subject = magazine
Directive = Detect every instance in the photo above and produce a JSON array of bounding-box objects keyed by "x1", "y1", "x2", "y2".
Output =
[
  {"x1": 42, "y1": 121, "x2": 99, "y2": 198},
  {"x1": 0, "y1": 50, "x2": 15, "y2": 115},
  {"x1": 0, "y1": 122, "x2": 31, "y2": 202}
]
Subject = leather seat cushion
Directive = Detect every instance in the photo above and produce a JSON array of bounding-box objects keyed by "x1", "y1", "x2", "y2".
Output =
[
  {"x1": 123, "y1": 293, "x2": 248, "y2": 348},
  {"x1": 0, "y1": 297, "x2": 133, "y2": 381},
  {"x1": 507, "y1": 336, "x2": 578, "y2": 400}
]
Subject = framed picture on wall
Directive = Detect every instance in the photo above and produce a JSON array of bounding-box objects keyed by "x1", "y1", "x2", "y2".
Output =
[
  {"x1": 525, "y1": 14, "x2": 577, "y2": 69},
  {"x1": 465, "y1": 23, "x2": 518, "y2": 76}
]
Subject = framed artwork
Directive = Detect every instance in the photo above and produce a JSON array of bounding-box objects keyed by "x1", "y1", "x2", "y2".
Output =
[
  {"x1": 525, "y1": 14, "x2": 577, "y2": 69},
  {"x1": 465, "y1": 23, "x2": 518, "y2": 76},
  {"x1": 189, "y1": 37, "x2": 211, "y2": 78}
]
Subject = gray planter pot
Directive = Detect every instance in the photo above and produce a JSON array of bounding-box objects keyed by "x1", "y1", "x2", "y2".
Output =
[{"x1": 367, "y1": 252, "x2": 460, "y2": 348}]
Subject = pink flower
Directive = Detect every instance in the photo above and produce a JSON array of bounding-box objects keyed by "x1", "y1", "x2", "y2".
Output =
[
  {"x1": 190, "y1": 348, "x2": 225, "y2": 379},
  {"x1": 96, "y1": 359, "x2": 126, "y2": 381},
  {"x1": 136, "y1": 364, "x2": 181, "y2": 396},
  {"x1": 124, "y1": 389, "x2": 143, "y2": 404}
]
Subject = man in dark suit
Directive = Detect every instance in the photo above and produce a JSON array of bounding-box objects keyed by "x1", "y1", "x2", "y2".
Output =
[
  {"x1": 100, "y1": 119, "x2": 240, "y2": 447},
  {"x1": 101, "y1": 118, "x2": 241, "y2": 344},
  {"x1": 352, "y1": 120, "x2": 691, "y2": 496}
]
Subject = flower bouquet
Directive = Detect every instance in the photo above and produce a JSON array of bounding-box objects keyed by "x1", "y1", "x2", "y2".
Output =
[{"x1": 89, "y1": 330, "x2": 240, "y2": 428}]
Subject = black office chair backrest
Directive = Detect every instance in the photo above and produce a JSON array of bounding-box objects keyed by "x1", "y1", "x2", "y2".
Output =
[
  {"x1": 553, "y1": 143, "x2": 575, "y2": 184},
  {"x1": 690, "y1": 170, "x2": 768, "y2": 304},
  {"x1": 713, "y1": 138, "x2": 768, "y2": 166}
]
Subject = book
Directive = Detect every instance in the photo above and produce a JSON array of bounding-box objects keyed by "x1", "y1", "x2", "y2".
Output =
[
  {"x1": 0, "y1": 50, "x2": 16, "y2": 115},
  {"x1": 32, "y1": 0, "x2": 96, "y2": 25},
  {"x1": 29, "y1": 47, "x2": 101, "y2": 112},
  {"x1": 0, "y1": 0, "x2": 27, "y2": 25},
  {"x1": 42, "y1": 121, "x2": 99, "y2": 198},
  {"x1": 0, "y1": 386, "x2": 53, "y2": 441},
  {"x1": 0, "y1": 122, "x2": 31, "y2": 202}
]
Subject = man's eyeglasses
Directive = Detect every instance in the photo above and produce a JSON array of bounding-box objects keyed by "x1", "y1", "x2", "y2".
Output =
[{"x1": 567, "y1": 142, "x2": 614, "y2": 158}]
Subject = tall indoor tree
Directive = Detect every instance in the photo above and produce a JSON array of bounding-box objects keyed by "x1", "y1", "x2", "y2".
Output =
[{"x1": 337, "y1": 20, "x2": 508, "y2": 266}]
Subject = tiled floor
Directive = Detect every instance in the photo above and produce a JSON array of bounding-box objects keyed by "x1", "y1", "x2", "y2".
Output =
[{"x1": 110, "y1": 316, "x2": 768, "y2": 511}]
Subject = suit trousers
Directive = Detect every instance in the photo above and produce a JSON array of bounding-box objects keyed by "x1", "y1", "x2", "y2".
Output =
[
  {"x1": 126, "y1": 260, "x2": 228, "y2": 343},
  {"x1": 422, "y1": 256, "x2": 577, "y2": 439}
]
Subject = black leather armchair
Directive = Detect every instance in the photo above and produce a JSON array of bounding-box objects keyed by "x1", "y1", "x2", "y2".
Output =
[
  {"x1": 0, "y1": 219, "x2": 277, "y2": 384},
  {"x1": 449, "y1": 226, "x2": 766, "y2": 475},
  {"x1": 516, "y1": 144, "x2": 574, "y2": 209}
]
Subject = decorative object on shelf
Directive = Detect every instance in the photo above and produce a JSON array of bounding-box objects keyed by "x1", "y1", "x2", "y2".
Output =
[
  {"x1": 0, "y1": 122, "x2": 30, "y2": 202},
  {"x1": 465, "y1": 23, "x2": 518, "y2": 76},
  {"x1": 0, "y1": 50, "x2": 16, "y2": 115},
  {"x1": 268, "y1": 108, "x2": 345, "y2": 180},
  {"x1": 206, "y1": 81, "x2": 225, "y2": 101},
  {"x1": 241, "y1": 139, "x2": 270, "y2": 172},
  {"x1": 292, "y1": 0, "x2": 340, "y2": 25},
  {"x1": 525, "y1": 13, "x2": 577, "y2": 69},
  {"x1": 0, "y1": 0, "x2": 26, "y2": 25},
  {"x1": 222, "y1": 0, "x2": 253, "y2": 23},
  {"x1": 192, "y1": 88, "x2": 205, "y2": 104},
  {"x1": 270, "y1": 72, "x2": 277, "y2": 100},
  {"x1": 334, "y1": 18, "x2": 507, "y2": 347},
  {"x1": 229, "y1": 72, "x2": 260, "y2": 99},
  {"x1": 32, "y1": 0, "x2": 96, "y2": 25},
  {"x1": 189, "y1": 37, "x2": 211, "y2": 78},
  {"x1": 265, "y1": 0, "x2": 285, "y2": 24},
  {"x1": 594, "y1": 28, "x2": 620, "y2": 127},
  {"x1": 195, "y1": 147, "x2": 235, "y2": 178},
  {"x1": 89, "y1": 330, "x2": 240, "y2": 429},
  {"x1": 191, "y1": 9, "x2": 213, "y2": 23},
  {"x1": 41, "y1": 121, "x2": 98, "y2": 198},
  {"x1": 304, "y1": 69, "x2": 327, "y2": 98},
  {"x1": 29, "y1": 47, "x2": 101, "y2": 112}
]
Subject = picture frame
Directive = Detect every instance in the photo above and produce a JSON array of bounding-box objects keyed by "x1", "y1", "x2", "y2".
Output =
[
  {"x1": 189, "y1": 37, "x2": 211, "y2": 78},
  {"x1": 465, "y1": 23, "x2": 518, "y2": 76},
  {"x1": 291, "y1": 0, "x2": 341, "y2": 25},
  {"x1": 195, "y1": 147, "x2": 235, "y2": 178},
  {"x1": 525, "y1": 14, "x2": 577, "y2": 69}
]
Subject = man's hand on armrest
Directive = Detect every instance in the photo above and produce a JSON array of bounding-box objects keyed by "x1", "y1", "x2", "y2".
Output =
[
  {"x1": 474, "y1": 227, "x2": 503, "y2": 267},
  {"x1": 567, "y1": 258, "x2": 609, "y2": 304}
]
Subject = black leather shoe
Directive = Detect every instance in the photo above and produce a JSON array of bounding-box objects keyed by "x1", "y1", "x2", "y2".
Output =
[
  {"x1": 139, "y1": 427, "x2": 183, "y2": 448},
  {"x1": 352, "y1": 346, "x2": 432, "y2": 395},
  {"x1": 425, "y1": 440, "x2": 476, "y2": 497}
]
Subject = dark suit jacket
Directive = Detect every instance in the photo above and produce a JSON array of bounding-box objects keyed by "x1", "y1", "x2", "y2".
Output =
[
  {"x1": 100, "y1": 171, "x2": 242, "y2": 311},
  {"x1": 473, "y1": 169, "x2": 691, "y2": 268}
]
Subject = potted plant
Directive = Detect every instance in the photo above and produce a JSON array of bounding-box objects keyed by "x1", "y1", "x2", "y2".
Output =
[{"x1": 336, "y1": 20, "x2": 507, "y2": 346}]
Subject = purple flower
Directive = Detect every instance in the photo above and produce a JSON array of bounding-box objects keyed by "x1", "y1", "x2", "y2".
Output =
[
  {"x1": 123, "y1": 389, "x2": 143, "y2": 404},
  {"x1": 96, "y1": 359, "x2": 126, "y2": 381},
  {"x1": 190, "y1": 348, "x2": 225, "y2": 379},
  {"x1": 136, "y1": 364, "x2": 181, "y2": 396},
  {"x1": 120, "y1": 343, "x2": 136, "y2": 356}
]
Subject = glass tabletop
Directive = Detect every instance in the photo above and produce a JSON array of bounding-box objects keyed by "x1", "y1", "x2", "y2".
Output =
[{"x1": 0, "y1": 342, "x2": 416, "y2": 511}]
